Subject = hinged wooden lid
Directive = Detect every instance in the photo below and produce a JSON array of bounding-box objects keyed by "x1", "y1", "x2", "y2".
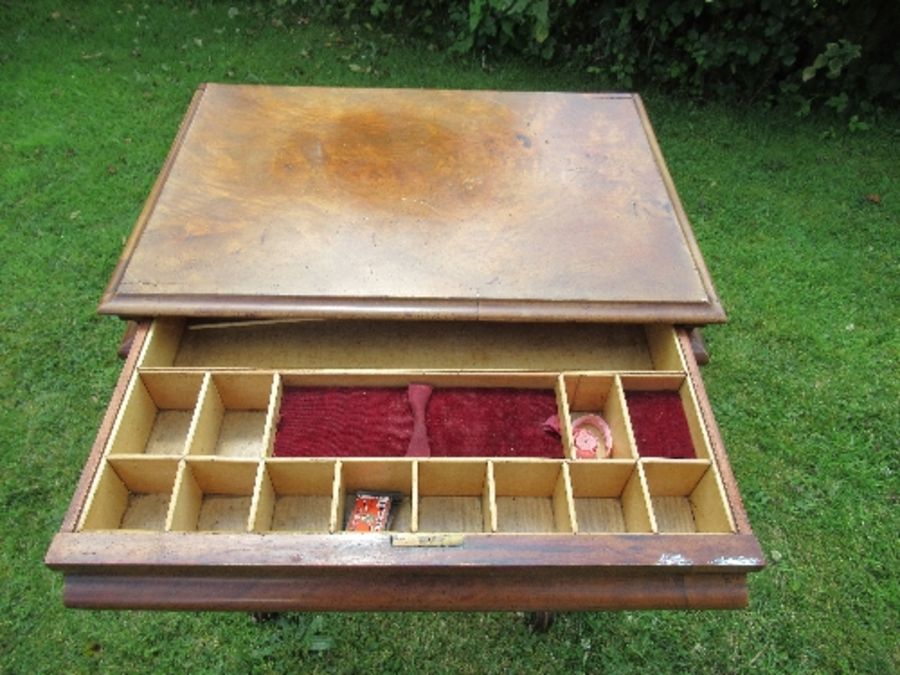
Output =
[{"x1": 100, "y1": 84, "x2": 724, "y2": 323}]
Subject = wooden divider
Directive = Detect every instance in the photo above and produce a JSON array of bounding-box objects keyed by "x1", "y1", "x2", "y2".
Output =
[{"x1": 81, "y1": 357, "x2": 737, "y2": 539}]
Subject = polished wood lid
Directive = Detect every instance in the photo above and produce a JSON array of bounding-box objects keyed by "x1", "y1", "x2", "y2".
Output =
[{"x1": 100, "y1": 84, "x2": 724, "y2": 323}]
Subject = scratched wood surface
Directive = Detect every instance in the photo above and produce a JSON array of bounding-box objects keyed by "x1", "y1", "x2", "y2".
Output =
[{"x1": 100, "y1": 84, "x2": 724, "y2": 322}]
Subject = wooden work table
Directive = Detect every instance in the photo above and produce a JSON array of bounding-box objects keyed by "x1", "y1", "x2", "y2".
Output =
[{"x1": 46, "y1": 84, "x2": 762, "y2": 612}]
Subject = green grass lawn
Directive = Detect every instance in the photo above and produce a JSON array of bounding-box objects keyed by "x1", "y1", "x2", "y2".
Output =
[{"x1": 2, "y1": 2, "x2": 898, "y2": 672}]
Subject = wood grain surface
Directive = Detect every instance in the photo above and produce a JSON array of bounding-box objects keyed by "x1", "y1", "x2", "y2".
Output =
[{"x1": 100, "y1": 84, "x2": 725, "y2": 323}]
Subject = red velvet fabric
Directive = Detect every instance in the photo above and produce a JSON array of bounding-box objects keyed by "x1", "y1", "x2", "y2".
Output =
[
  {"x1": 273, "y1": 387, "x2": 413, "y2": 457},
  {"x1": 624, "y1": 390, "x2": 696, "y2": 459},
  {"x1": 406, "y1": 383, "x2": 433, "y2": 457},
  {"x1": 273, "y1": 386, "x2": 563, "y2": 458},
  {"x1": 426, "y1": 388, "x2": 563, "y2": 458}
]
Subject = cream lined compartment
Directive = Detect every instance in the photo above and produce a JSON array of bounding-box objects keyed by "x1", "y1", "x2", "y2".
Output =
[{"x1": 77, "y1": 319, "x2": 735, "y2": 535}]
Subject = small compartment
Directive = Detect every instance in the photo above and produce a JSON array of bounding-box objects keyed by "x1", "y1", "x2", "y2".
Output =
[
  {"x1": 79, "y1": 458, "x2": 179, "y2": 531},
  {"x1": 621, "y1": 375, "x2": 711, "y2": 459},
  {"x1": 107, "y1": 372, "x2": 204, "y2": 456},
  {"x1": 417, "y1": 461, "x2": 491, "y2": 533},
  {"x1": 187, "y1": 373, "x2": 277, "y2": 458},
  {"x1": 168, "y1": 459, "x2": 259, "y2": 532},
  {"x1": 252, "y1": 460, "x2": 337, "y2": 533},
  {"x1": 562, "y1": 374, "x2": 636, "y2": 460},
  {"x1": 642, "y1": 459, "x2": 734, "y2": 533},
  {"x1": 568, "y1": 461, "x2": 653, "y2": 533},
  {"x1": 493, "y1": 461, "x2": 574, "y2": 533},
  {"x1": 339, "y1": 459, "x2": 414, "y2": 532}
]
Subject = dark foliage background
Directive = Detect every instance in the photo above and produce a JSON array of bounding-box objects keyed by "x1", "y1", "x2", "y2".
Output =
[{"x1": 301, "y1": 0, "x2": 900, "y2": 121}]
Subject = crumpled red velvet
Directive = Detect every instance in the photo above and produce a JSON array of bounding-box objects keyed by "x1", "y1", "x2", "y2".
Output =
[
  {"x1": 405, "y1": 383, "x2": 433, "y2": 457},
  {"x1": 273, "y1": 386, "x2": 563, "y2": 458},
  {"x1": 624, "y1": 390, "x2": 696, "y2": 459},
  {"x1": 426, "y1": 388, "x2": 562, "y2": 458},
  {"x1": 273, "y1": 387, "x2": 413, "y2": 457}
]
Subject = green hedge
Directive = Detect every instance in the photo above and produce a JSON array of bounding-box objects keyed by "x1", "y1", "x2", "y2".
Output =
[{"x1": 303, "y1": 0, "x2": 899, "y2": 116}]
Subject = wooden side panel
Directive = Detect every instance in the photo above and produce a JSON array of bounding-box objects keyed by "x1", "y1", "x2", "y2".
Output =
[
  {"x1": 644, "y1": 324, "x2": 686, "y2": 372},
  {"x1": 186, "y1": 375, "x2": 223, "y2": 456},
  {"x1": 138, "y1": 319, "x2": 185, "y2": 369},
  {"x1": 622, "y1": 467, "x2": 654, "y2": 533},
  {"x1": 59, "y1": 323, "x2": 151, "y2": 532},
  {"x1": 691, "y1": 467, "x2": 735, "y2": 533},
  {"x1": 167, "y1": 462, "x2": 201, "y2": 531},
  {"x1": 107, "y1": 376, "x2": 155, "y2": 456},
  {"x1": 677, "y1": 328, "x2": 754, "y2": 534},
  {"x1": 250, "y1": 465, "x2": 275, "y2": 533}
]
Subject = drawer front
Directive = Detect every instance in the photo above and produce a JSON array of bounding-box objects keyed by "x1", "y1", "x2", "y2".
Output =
[{"x1": 46, "y1": 320, "x2": 762, "y2": 611}]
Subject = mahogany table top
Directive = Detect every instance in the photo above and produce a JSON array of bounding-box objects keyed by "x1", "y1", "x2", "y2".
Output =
[{"x1": 100, "y1": 84, "x2": 724, "y2": 323}]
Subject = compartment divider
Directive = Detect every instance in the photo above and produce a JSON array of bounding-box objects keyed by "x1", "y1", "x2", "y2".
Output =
[
  {"x1": 554, "y1": 374, "x2": 576, "y2": 460},
  {"x1": 556, "y1": 463, "x2": 577, "y2": 533},
  {"x1": 105, "y1": 375, "x2": 154, "y2": 456},
  {"x1": 261, "y1": 373, "x2": 283, "y2": 457},
  {"x1": 411, "y1": 461, "x2": 420, "y2": 533},
  {"x1": 330, "y1": 460, "x2": 344, "y2": 534},
  {"x1": 85, "y1": 353, "x2": 741, "y2": 539},
  {"x1": 249, "y1": 461, "x2": 273, "y2": 533},
  {"x1": 485, "y1": 461, "x2": 497, "y2": 533},
  {"x1": 678, "y1": 374, "x2": 714, "y2": 461},
  {"x1": 166, "y1": 460, "x2": 200, "y2": 531},
  {"x1": 692, "y1": 467, "x2": 736, "y2": 533},
  {"x1": 185, "y1": 373, "x2": 222, "y2": 456},
  {"x1": 611, "y1": 375, "x2": 638, "y2": 459},
  {"x1": 635, "y1": 462, "x2": 659, "y2": 533},
  {"x1": 78, "y1": 461, "x2": 128, "y2": 530}
]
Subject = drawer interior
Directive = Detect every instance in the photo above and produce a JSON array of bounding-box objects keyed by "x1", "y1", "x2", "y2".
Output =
[
  {"x1": 76, "y1": 319, "x2": 736, "y2": 536},
  {"x1": 141, "y1": 319, "x2": 685, "y2": 371}
]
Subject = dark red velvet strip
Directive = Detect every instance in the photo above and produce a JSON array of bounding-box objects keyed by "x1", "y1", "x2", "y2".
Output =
[
  {"x1": 426, "y1": 388, "x2": 563, "y2": 458},
  {"x1": 273, "y1": 387, "x2": 413, "y2": 457},
  {"x1": 624, "y1": 390, "x2": 696, "y2": 459},
  {"x1": 273, "y1": 386, "x2": 563, "y2": 458}
]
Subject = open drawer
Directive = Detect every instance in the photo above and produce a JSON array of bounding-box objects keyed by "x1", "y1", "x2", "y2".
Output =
[{"x1": 46, "y1": 319, "x2": 763, "y2": 610}]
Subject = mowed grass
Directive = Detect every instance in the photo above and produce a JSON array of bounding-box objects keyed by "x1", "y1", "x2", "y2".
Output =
[{"x1": 1, "y1": 2, "x2": 898, "y2": 673}]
